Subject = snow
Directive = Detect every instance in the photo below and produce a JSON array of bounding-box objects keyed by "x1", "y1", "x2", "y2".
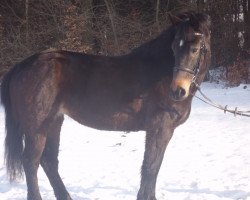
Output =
[{"x1": 0, "y1": 82, "x2": 250, "y2": 200}]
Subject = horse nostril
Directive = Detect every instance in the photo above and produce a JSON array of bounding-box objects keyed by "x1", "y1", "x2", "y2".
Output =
[
  {"x1": 177, "y1": 87, "x2": 186, "y2": 98},
  {"x1": 170, "y1": 87, "x2": 186, "y2": 101}
]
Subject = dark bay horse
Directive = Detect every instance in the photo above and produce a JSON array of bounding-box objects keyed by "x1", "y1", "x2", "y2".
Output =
[{"x1": 1, "y1": 12, "x2": 211, "y2": 200}]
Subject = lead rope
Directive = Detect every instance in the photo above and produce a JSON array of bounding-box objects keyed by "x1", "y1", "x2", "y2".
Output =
[{"x1": 193, "y1": 83, "x2": 250, "y2": 117}]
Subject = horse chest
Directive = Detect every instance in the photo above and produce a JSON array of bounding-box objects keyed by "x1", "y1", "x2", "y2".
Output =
[{"x1": 170, "y1": 103, "x2": 191, "y2": 127}]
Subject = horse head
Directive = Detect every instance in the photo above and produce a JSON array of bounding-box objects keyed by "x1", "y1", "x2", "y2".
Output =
[{"x1": 170, "y1": 13, "x2": 211, "y2": 101}]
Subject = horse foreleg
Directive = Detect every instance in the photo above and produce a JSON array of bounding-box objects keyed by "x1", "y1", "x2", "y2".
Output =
[
  {"x1": 40, "y1": 116, "x2": 72, "y2": 200},
  {"x1": 23, "y1": 133, "x2": 47, "y2": 200},
  {"x1": 137, "y1": 121, "x2": 174, "y2": 200}
]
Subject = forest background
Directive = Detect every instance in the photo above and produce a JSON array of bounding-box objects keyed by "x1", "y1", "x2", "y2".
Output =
[{"x1": 0, "y1": 0, "x2": 249, "y2": 85}]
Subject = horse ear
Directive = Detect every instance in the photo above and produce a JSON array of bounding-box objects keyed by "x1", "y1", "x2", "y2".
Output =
[
  {"x1": 190, "y1": 13, "x2": 211, "y2": 30},
  {"x1": 168, "y1": 13, "x2": 183, "y2": 25}
]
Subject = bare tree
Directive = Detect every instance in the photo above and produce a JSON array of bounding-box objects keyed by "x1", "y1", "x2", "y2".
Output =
[
  {"x1": 155, "y1": 0, "x2": 160, "y2": 32},
  {"x1": 104, "y1": 0, "x2": 119, "y2": 53},
  {"x1": 25, "y1": 0, "x2": 29, "y2": 42},
  {"x1": 243, "y1": 0, "x2": 250, "y2": 49}
]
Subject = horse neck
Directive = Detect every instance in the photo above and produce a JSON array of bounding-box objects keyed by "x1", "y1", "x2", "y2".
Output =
[
  {"x1": 131, "y1": 27, "x2": 175, "y2": 61},
  {"x1": 128, "y1": 26, "x2": 176, "y2": 83}
]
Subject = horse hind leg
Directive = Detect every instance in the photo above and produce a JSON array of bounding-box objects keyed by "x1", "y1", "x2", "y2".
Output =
[
  {"x1": 22, "y1": 131, "x2": 47, "y2": 200},
  {"x1": 40, "y1": 115, "x2": 72, "y2": 200}
]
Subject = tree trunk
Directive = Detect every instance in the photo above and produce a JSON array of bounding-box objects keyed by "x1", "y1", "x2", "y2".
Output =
[
  {"x1": 243, "y1": 0, "x2": 250, "y2": 49},
  {"x1": 155, "y1": 0, "x2": 160, "y2": 32},
  {"x1": 82, "y1": 0, "x2": 95, "y2": 51},
  {"x1": 104, "y1": 0, "x2": 119, "y2": 54},
  {"x1": 25, "y1": 0, "x2": 29, "y2": 43}
]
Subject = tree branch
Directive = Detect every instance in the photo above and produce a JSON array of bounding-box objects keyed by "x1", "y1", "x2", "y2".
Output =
[
  {"x1": 155, "y1": 0, "x2": 160, "y2": 33},
  {"x1": 104, "y1": 0, "x2": 119, "y2": 53}
]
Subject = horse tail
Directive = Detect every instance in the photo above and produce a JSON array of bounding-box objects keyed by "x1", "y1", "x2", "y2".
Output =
[{"x1": 1, "y1": 66, "x2": 24, "y2": 181}]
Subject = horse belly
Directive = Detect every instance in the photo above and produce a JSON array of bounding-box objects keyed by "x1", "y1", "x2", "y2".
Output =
[{"x1": 60, "y1": 105, "x2": 144, "y2": 132}]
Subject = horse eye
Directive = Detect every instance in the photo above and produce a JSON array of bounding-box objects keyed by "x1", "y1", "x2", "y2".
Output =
[{"x1": 192, "y1": 48, "x2": 198, "y2": 53}]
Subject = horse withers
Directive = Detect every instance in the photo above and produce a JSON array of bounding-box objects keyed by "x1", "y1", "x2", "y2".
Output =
[{"x1": 1, "y1": 12, "x2": 211, "y2": 200}]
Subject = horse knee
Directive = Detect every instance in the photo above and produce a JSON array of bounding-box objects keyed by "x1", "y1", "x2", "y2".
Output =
[
  {"x1": 40, "y1": 152, "x2": 59, "y2": 171},
  {"x1": 41, "y1": 142, "x2": 60, "y2": 170}
]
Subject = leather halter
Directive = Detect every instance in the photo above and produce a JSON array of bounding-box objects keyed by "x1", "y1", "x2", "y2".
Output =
[{"x1": 173, "y1": 34, "x2": 207, "y2": 81}]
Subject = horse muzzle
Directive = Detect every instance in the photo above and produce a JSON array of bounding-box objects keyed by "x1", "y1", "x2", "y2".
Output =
[{"x1": 170, "y1": 78, "x2": 192, "y2": 101}]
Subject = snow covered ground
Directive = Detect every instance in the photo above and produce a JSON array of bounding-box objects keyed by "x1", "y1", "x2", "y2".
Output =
[{"x1": 0, "y1": 82, "x2": 250, "y2": 200}]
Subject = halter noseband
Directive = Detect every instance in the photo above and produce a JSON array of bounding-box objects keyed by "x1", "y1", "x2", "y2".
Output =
[{"x1": 174, "y1": 34, "x2": 207, "y2": 81}]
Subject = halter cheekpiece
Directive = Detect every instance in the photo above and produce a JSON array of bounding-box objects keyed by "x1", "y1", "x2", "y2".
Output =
[{"x1": 174, "y1": 34, "x2": 207, "y2": 79}]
